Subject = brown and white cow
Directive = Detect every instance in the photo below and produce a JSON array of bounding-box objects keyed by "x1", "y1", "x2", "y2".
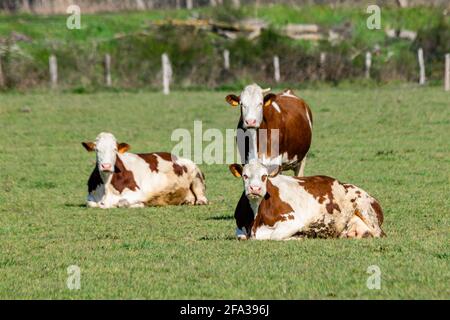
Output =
[
  {"x1": 229, "y1": 161, "x2": 385, "y2": 240},
  {"x1": 225, "y1": 83, "x2": 312, "y2": 175},
  {"x1": 82, "y1": 132, "x2": 207, "y2": 208},
  {"x1": 226, "y1": 84, "x2": 313, "y2": 238}
]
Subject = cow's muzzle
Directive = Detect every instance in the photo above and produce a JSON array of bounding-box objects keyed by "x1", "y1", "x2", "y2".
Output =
[{"x1": 100, "y1": 163, "x2": 113, "y2": 172}]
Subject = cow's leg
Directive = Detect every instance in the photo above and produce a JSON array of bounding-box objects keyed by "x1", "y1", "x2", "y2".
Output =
[
  {"x1": 183, "y1": 190, "x2": 196, "y2": 205},
  {"x1": 341, "y1": 215, "x2": 373, "y2": 238},
  {"x1": 234, "y1": 192, "x2": 254, "y2": 240},
  {"x1": 294, "y1": 157, "x2": 307, "y2": 177},
  {"x1": 86, "y1": 200, "x2": 99, "y2": 208},
  {"x1": 191, "y1": 170, "x2": 208, "y2": 205},
  {"x1": 253, "y1": 225, "x2": 274, "y2": 240},
  {"x1": 269, "y1": 218, "x2": 304, "y2": 240},
  {"x1": 86, "y1": 194, "x2": 99, "y2": 208},
  {"x1": 117, "y1": 199, "x2": 145, "y2": 208},
  {"x1": 236, "y1": 227, "x2": 248, "y2": 240}
]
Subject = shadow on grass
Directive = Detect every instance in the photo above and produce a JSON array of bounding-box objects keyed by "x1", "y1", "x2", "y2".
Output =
[
  {"x1": 205, "y1": 215, "x2": 234, "y2": 221},
  {"x1": 64, "y1": 203, "x2": 87, "y2": 208},
  {"x1": 199, "y1": 235, "x2": 237, "y2": 241}
]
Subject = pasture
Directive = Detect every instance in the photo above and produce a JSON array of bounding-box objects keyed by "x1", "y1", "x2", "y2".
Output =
[{"x1": 0, "y1": 86, "x2": 448, "y2": 299}]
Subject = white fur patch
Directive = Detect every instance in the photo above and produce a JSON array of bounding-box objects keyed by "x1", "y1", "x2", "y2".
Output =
[
  {"x1": 271, "y1": 101, "x2": 281, "y2": 113},
  {"x1": 281, "y1": 90, "x2": 299, "y2": 99},
  {"x1": 306, "y1": 110, "x2": 312, "y2": 129}
]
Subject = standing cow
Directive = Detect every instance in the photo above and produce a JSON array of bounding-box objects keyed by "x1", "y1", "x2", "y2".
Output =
[
  {"x1": 225, "y1": 84, "x2": 313, "y2": 238},
  {"x1": 82, "y1": 132, "x2": 207, "y2": 208},
  {"x1": 229, "y1": 161, "x2": 385, "y2": 240}
]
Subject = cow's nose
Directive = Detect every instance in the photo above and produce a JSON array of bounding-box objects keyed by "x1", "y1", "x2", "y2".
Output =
[
  {"x1": 101, "y1": 163, "x2": 112, "y2": 171},
  {"x1": 245, "y1": 119, "x2": 257, "y2": 126},
  {"x1": 250, "y1": 185, "x2": 262, "y2": 193}
]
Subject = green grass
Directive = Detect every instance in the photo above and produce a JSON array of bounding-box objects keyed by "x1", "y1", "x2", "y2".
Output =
[{"x1": 0, "y1": 86, "x2": 449, "y2": 299}]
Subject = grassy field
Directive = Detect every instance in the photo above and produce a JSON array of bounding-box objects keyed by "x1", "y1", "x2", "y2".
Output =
[{"x1": 0, "y1": 85, "x2": 449, "y2": 299}]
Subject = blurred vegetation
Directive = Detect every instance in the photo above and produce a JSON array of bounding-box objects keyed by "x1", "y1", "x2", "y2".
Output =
[{"x1": 0, "y1": 4, "x2": 448, "y2": 90}]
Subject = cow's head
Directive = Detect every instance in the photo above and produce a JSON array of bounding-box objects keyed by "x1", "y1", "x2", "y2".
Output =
[
  {"x1": 82, "y1": 132, "x2": 130, "y2": 175},
  {"x1": 226, "y1": 84, "x2": 275, "y2": 129},
  {"x1": 229, "y1": 160, "x2": 281, "y2": 200}
]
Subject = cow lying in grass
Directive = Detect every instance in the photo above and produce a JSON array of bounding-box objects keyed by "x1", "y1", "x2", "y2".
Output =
[
  {"x1": 229, "y1": 161, "x2": 385, "y2": 240},
  {"x1": 82, "y1": 132, "x2": 207, "y2": 208}
]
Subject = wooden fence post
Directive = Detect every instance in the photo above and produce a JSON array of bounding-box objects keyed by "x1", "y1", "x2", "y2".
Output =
[
  {"x1": 186, "y1": 0, "x2": 193, "y2": 9},
  {"x1": 273, "y1": 55, "x2": 280, "y2": 83},
  {"x1": 418, "y1": 48, "x2": 425, "y2": 85},
  {"x1": 445, "y1": 53, "x2": 450, "y2": 92},
  {"x1": 365, "y1": 52, "x2": 372, "y2": 79},
  {"x1": 104, "y1": 54, "x2": 112, "y2": 87},
  {"x1": 49, "y1": 54, "x2": 58, "y2": 89},
  {"x1": 162, "y1": 53, "x2": 172, "y2": 95},
  {"x1": 320, "y1": 52, "x2": 326, "y2": 80},
  {"x1": 0, "y1": 55, "x2": 4, "y2": 88},
  {"x1": 223, "y1": 49, "x2": 230, "y2": 70}
]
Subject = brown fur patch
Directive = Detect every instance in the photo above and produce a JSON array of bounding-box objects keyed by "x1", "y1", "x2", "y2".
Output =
[
  {"x1": 295, "y1": 217, "x2": 338, "y2": 238},
  {"x1": 110, "y1": 157, "x2": 139, "y2": 193},
  {"x1": 370, "y1": 200, "x2": 384, "y2": 225},
  {"x1": 138, "y1": 153, "x2": 159, "y2": 172},
  {"x1": 252, "y1": 180, "x2": 294, "y2": 234},
  {"x1": 138, "y1": 152, "x2": 186, "y2": 176},
  {"x1": 147, "y1": 188, "x2": 189, "y2": 206},
  {"x1": 173, "y1": 163, "x2": 188, "y2": 176},
  {"x1": 296, "y1": 175, "x2": 341, "y2": 214},
  {"x1": 326, "y1": 201, "x2": 341, "y2": 214}
]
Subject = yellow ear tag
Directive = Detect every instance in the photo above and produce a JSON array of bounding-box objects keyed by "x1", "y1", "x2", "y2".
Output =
[
  {"x1": 264, "y1": 99, "x2": 272, "y2": 107},
  {"x1": 231, "y1": 101, "x2": 239, "y2": 107},
  {"x1": 230, "y1": 166, "x2": 242, "y2": 177}
]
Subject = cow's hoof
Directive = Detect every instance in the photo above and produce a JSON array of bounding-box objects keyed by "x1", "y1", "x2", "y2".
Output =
[
  {"x1": 117, "y1": 199, "x2": 130, "y2": 208},
  {"x1": 130, "y1": 202, "x2": 145, "y2": 208},
  {"x1": 195, "y1": 197, "x2": 208, "y2": 205},
  {"x1": 183, "y1": 198, "x2": 196, "y2": 205},
  {"x1": 86, "y1": 201, "x2": 98, "y2": 208},
  {"x1": 237, "y1": 235, "x2": 248, "y2": 241}
]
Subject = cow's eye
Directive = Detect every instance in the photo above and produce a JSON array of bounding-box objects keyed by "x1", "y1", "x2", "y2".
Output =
[
  {"x1": 243, "y1": 174, "x2": 248, "y2": 180},
  {"x1": 261, "y1": 175, "x2": 268, "y2": 182}
]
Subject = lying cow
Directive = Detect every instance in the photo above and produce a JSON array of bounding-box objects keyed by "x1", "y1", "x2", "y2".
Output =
[
  {"x1": 229, "y1": 161, "x2": 385, "y2": 240},
  {"x1": 82, "y1": 132, "x2": 208, "y2": 208}
]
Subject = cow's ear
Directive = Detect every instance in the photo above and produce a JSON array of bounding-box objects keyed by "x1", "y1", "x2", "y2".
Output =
[
  {"x1": 263, "y1": 93, "x2": 276, "y2": 107},
  {"x1": 117, "y1": 143, "x2": 130, "y2": 154},
  {"x1": 225, "y1": 94, "x2": 240, "y2": 107},
  {"x1": 267, "y1": 165, "x2": 281, "y2": 177},
  {"x1": 229, "y1": 164, "x2": 243, "y2": 177},
  {"x1": 82, "y1": 142, "x2": 96, "y2": 152}
]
